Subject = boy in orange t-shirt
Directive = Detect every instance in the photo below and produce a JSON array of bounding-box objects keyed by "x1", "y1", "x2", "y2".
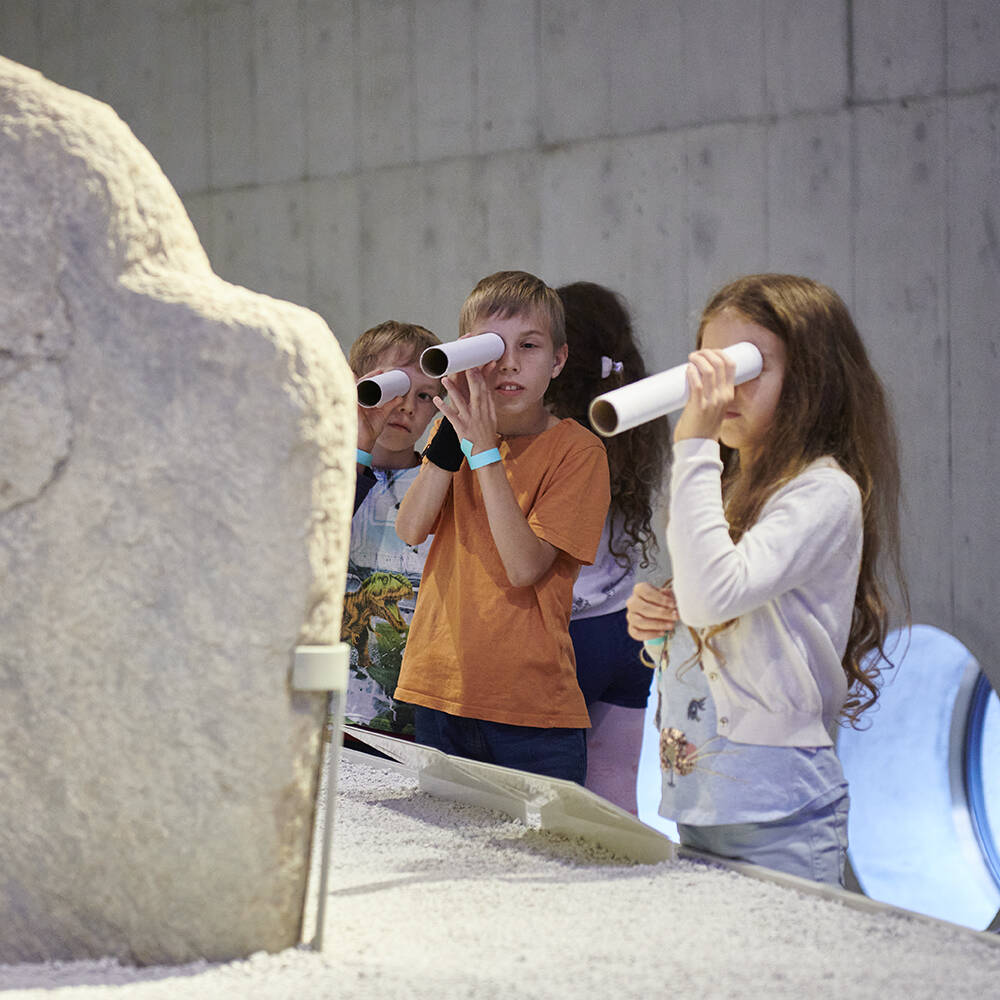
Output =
[{"x1": 394, "y1": 271, "x2": 610, "y2": 783}]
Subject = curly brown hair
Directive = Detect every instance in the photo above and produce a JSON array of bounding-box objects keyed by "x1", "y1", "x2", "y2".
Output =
[
  {"x1": 546, "y1": 282, "x2": 668, "y2": 568},
  {"x1": 690, "y1": 274, "x2": 909, "y2": 725}
]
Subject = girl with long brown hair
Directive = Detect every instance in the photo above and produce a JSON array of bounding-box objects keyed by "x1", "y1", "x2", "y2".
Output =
[{"x1": 626, "y1": 274, "x2": 907, "y2": 884}]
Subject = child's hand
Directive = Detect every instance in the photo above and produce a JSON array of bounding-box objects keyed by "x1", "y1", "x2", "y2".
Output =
[
  {"x1": 626, "y1": 581, "x2": 679, "y2": 641},
  {"x1": 673, "y1": 349, "x2": 735, "y2": 443},
  {"x1": 356, "y1": 368, "x2": 404, "y2": 453},
  {"x1": 436, "y1": 363, "x2": 498, "y2": 455}
]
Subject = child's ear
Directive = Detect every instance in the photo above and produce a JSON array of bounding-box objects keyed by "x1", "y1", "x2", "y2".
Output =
[{"x1": 551, "y1": 342, "x2": 568, "y2": 378}]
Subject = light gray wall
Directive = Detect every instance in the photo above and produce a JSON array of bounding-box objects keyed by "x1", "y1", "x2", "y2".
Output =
[{"x1": 2, "y1": 0, "x2": 998, "y2": 687}]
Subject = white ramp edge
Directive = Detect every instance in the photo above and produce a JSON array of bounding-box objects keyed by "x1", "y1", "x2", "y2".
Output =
[
  {"x1": 342, "y1": 726, "x2": 674, "y2": 864},
  {"x1": 343, "y1": 727, "x2": 1000, "y2": 948}
]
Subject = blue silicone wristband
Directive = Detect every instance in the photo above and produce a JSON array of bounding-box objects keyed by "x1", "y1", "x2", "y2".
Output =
[
  {"x1": 356, "y1": 448, "x2": 373, "y2": 468},
  {"x1": 468, "y1": 447, "x2": 502, "y2": 470}
]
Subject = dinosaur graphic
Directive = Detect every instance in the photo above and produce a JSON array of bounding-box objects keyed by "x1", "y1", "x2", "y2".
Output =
[{"x1": 341, "y1": 571, "x2": 414, "y2": 674}]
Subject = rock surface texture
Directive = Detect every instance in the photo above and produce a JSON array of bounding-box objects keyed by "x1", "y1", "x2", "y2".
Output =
[{"x1": 0, "y1": 57, "x2": 355, "y2": 965}]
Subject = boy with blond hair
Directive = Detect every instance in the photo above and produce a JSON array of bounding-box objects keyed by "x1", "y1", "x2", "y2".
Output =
[
  {"x1": 395, "y1": 272, "x2": 611, "y2": 782},
  {"x1": 343, "y1": 321, "x2": 442, "y2": 735}
]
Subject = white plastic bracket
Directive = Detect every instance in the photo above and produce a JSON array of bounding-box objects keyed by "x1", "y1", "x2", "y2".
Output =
[{"x1": 292, "y1": 643, "x2": 350, "y2": 692}]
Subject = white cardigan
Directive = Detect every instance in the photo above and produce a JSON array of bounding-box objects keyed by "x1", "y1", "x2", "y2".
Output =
[{"x1": 666, "y1": 439, "x2": 863, "y2": 747}]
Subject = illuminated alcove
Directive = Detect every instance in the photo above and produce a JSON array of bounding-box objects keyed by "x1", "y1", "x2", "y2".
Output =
[
  {"x1": 837, "y1": 625, "x2": 1000, "y2": 930},
  {"x1": 636, "y1": 625, "x2": 1000, "y2": 933}
]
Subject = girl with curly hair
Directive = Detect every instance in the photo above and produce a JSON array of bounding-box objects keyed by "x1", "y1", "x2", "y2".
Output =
[{"x1": 547, "y1": 282, "x2": 668, "y2": 812}]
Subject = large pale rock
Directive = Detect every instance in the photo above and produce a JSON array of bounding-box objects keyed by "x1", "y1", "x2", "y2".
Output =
[{"x1": 0, "y1": 58, "x2": 355, "y2": 964}]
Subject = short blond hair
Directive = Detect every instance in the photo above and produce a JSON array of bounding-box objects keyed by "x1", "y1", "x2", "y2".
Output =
[
  {"x1": 458, "y1": 271, "x2": 565, "y2": 349},
  {"x1": 348, "y1": 320, "x2": 440, "y2": 377}
]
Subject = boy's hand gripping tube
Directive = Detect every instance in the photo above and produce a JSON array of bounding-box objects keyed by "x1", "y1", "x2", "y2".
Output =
[
  {"x1": 357, "y1": 369, "x2": 411, "y2": 408},
  {"x1": 588, "y1": 341, "x2": 763, "y2": 437},
  {"x1": 419, "y1": 332, "x2": 505, "y2": 378}
]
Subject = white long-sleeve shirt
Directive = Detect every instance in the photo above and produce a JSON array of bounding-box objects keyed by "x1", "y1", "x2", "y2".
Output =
[{"x1": 666, "y1": 438, "x2": 863, "y2": 747}]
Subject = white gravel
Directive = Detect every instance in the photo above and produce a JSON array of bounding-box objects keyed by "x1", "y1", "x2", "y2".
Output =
[{"x1": 2, "y1": 757, "x2": 998, "y2": 999}]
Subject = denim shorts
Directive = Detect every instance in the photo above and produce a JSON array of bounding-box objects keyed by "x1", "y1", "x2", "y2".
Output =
[
  {"x1": 677, "y1": 792, "x2": 850, "y2": 886},
  {"x1": 414, "y1": 706, "x2": 587, "y2": 785},
  {"x1": 570, "y1": 609, "x2": 652, "y2": 709}
]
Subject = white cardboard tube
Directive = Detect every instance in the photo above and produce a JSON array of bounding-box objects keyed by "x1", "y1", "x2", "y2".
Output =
[
  {"x1": 357, "y1": 369, "x2": 411, "y2": 408},
  {"x1": 420, "y1": 332, "x2": 505, "y2": 378},
  {"x1": 588, "y1": 341, "x2": 764, "y2": 437}
]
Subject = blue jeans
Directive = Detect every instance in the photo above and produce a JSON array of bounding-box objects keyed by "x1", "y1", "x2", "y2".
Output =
[
  {"x1": 677, "y1": 792, "x2": 850, "y2": 886},
  {"x1": 414, "y1": 706, "x2": 587, "y2": 785}
]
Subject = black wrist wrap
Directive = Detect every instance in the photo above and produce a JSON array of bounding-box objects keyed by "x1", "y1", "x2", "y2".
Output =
[{"x1": 422, "y1": 415, "x2": 464, "y2": 472}]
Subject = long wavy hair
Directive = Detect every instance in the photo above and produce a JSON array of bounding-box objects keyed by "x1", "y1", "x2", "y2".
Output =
[
  {"x1": 546, "y1": 282, "x2": 668, "y2": 568},
  {"x1": 688, "y1": 274, "x2": 908, "y2": 724}
]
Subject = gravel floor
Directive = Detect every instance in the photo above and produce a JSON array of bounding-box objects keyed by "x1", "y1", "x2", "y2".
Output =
[{"x1": 1, "y1": 756, "x2": 998, "y2": 999}]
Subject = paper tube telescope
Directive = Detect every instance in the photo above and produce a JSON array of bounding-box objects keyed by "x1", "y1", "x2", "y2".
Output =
[
  {"x1": 588, "y1": 341, "x2": 763, "y2": 437},
  {"x1": 356, "y1": 369, "x2": 411, "y2": 408},
  {"x1": 420, "y1": 332, "x2": 505, "y2": 378}
]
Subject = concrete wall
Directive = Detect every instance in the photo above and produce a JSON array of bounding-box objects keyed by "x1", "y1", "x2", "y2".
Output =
[{"x1": 2, "y1": 0, "x2": 998, "y2": 687}]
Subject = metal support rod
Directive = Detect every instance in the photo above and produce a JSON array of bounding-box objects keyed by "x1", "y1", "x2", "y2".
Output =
[
  {"x1": 311, "y1": 688, "x2": 345, "y2": 952},
  {"x1": 292, "y1": 643, "x2": 349, "y2": 952}
]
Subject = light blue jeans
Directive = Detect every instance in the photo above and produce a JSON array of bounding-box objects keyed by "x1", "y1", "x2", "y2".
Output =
[{"x1": 677, "y1": 792, "x2": 850, "y2": 886}]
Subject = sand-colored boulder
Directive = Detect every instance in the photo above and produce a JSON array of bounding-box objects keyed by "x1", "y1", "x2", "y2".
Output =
[{"x1": 0, "y1": 57, "x2": 354, "y2": 964}]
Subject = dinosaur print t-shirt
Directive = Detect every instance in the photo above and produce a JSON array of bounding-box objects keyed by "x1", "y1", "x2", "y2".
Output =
[
  {"x1": 654, "y1": 633, "x2": 847, "y2": 826},
  {"x1": 343, "y1": 464, "x2": 432, "y2": 734}
]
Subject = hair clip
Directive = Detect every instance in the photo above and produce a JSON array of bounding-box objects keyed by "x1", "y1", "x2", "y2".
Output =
[{"x1": 601, "y1": 356, "x2": 624, "y2": 379}]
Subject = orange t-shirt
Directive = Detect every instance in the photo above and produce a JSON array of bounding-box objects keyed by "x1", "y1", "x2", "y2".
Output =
[{"x1": 395, "y1": 419, "x2": 610, "y2": 728}]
